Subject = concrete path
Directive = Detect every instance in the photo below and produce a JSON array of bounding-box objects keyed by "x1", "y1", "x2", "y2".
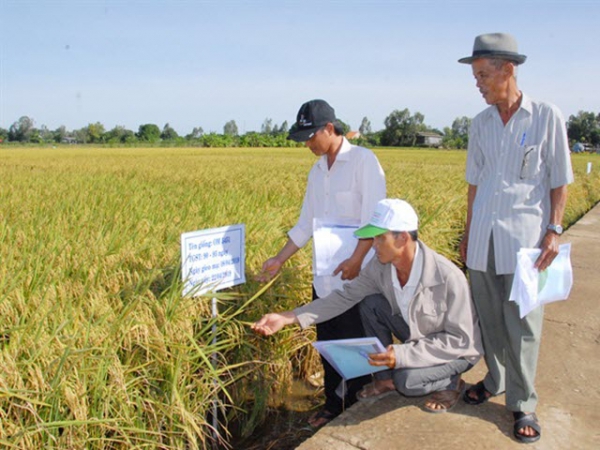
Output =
[{"x1": 297, "y1": 202, "x2": 600, "y2": 450}]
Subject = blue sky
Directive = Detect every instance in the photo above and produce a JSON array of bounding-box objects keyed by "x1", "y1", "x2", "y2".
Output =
[{"x1": 1, "y1": 0, "x2": 598, "y2": 135}]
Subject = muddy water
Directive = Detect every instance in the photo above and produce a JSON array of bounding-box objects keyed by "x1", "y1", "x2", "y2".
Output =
[
  {"x1": 281, "y1": 375, "x2": 324, "y2": 410},
  {"x1": 229, "y1": 377, "x2": 324, "y2": 449}
]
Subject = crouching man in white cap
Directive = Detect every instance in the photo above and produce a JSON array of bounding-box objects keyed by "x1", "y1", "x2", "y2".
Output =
[{"x1": 253, "y1": 199, "x2": 483, "y2": 413}]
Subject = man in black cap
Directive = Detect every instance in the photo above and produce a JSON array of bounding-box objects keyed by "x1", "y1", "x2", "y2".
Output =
[
  {"x1": 257, "y1": 99, "x2": 386, "y2": 427},
  {"x1": 458, "y1": 33, "x2": 573, "y2": 443}
]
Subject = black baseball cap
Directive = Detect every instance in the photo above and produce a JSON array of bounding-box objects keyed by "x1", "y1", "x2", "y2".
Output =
[{"x1": 287, "y1": 99, "x2": 337, "y2": 142}]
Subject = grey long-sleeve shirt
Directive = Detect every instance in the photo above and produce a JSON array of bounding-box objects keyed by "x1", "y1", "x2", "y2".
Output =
[{"x1": 294, "y1": 241, "x2": 483, "y2": 369}]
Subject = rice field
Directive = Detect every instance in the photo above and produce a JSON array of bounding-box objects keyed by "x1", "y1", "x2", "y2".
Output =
[{"x1": 1, "y1": 146, "x2": 599, "y2": 449}]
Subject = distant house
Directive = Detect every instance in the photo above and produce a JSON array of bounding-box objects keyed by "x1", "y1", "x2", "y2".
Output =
[
  {"x1": 346, "y1": 131, "x2": 361, "y2": 140},
  {"x1": 416, "y1": 131, "x2": 443, "y2": 148}
]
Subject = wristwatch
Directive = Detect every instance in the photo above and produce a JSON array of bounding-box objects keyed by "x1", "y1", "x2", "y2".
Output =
[{"x1": 547, "y1": 223, "x2": 563, "y2": 235}]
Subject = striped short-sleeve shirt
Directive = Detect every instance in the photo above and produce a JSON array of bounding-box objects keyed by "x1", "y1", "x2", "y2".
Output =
[{"x1": 465, "y1": 93, "x2": 574, "y2": 274}]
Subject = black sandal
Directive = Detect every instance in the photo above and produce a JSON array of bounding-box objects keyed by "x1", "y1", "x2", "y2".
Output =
[
  {"x1": 463, "y1": 380, "x2": 494, "y2": 405},
  {"x1": 513, "y1": 412, "x2": 541, "y2": 444}
]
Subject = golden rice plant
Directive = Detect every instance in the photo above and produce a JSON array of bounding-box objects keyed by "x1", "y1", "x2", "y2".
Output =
[{"x1": 0, "y1": 146, "x2": 598, "y2": 448}]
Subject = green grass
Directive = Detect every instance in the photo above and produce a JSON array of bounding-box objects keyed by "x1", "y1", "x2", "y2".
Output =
[{"x1": 1, "y1": 146, "x2": 599, "y2": 448}]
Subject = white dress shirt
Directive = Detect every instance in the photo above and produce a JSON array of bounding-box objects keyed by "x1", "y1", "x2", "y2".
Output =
[{"x1": 288, "y1": 137, "x2": 386, "y2": 297}]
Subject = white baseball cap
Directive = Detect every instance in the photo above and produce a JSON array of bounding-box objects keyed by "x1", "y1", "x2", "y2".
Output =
[{"x1": 354, "y1": 199, "x2": 418, "y2": 238}]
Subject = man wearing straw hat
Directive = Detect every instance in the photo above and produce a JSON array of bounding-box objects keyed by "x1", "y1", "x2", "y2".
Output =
[
  {"x1": 257, "y1": 99, "x2": 386, "y2": 427},
  {"x1": 458, "y1": 33, "x2": 573, "y2": 443},
  {"x1": 254, "y1": 199, "x2": 483, "y2": 415}
]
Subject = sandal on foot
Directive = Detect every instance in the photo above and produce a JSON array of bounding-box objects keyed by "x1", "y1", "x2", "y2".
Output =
[
  {"x1": 463, "y1": 380, "x2": 494, "y2": 405},
  {"x1": 356, "y1": 381, "x2": 395, "y2": 400},
  {"x1": 424, "y1": 379, "x2": 465, "y2": 414},
  {"x1": 308, "y1": 409, "x2": 338, "y2": 428},
  {"x1": 513, "y1": 412, "x2": 541, "y2": 444}
]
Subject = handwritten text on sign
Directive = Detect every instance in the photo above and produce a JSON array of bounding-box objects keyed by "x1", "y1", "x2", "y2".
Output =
[{"x1": 181, "y1": 224, "x2": 245, "y2": 296}]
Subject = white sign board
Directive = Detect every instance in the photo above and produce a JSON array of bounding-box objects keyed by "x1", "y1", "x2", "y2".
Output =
[{"x1": 181, "y1": 224, "x2": 245, "y2": 296}]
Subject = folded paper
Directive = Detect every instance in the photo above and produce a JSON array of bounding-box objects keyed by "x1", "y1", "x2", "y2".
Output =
[{"x1": 509, "y1": 243, "x2": 573, "y2": 318}]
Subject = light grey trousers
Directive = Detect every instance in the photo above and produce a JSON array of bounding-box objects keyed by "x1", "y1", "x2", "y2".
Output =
[
  {"x1": 359, "y1": 294, "x2": 471, "y2": 397},
  {"x1": 468, "y1": 237, "x2": 544, "y2": 412}
]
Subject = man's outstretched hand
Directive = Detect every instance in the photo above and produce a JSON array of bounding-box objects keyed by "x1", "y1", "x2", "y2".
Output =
[
  {"x1": 251, "y1": 311, "x2": 297, "y2": 336},
  {"x1": 256, "y1": 257, "x2": 283, "y2": 282}
]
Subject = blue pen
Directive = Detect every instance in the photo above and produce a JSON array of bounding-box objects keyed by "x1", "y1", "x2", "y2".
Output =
[
  {"x1": 359, "y1": 351, "x2": 370, "y2": 360},
  {"x1": 520, "y1": 132, "x2": 527, "y2": 146}
]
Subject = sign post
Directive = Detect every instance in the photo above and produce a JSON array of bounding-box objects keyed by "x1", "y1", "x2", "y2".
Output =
[{"x1": 181, "y1": 224, "x2": 246, "y2": 444}]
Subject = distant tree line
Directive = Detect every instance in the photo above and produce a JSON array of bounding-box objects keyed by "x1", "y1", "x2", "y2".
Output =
[
  {"x1": 0, "y1": 117, "x2": 299, "y2": 148},
  {"x1": 2, "y1": 109, "x2": 595, "y2": 150},
  {"x1": 567, "y1": 111, "x2": 600, "y2": 148}
]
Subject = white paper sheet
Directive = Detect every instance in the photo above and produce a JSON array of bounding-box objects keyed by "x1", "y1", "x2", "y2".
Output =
[
  {"x1": 313, "y1": 219, "x2": 374, "y2": 277},
  {"x1": 509, "y1": 243, "x2": 573, "y2": 318}
]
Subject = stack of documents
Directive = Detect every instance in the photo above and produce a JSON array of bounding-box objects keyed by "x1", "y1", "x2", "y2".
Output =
[
  {"x1": 509, "y1": 243, "x2": 573, "y2": 318},
  {"x1": 312, "y1": 337, "x2": 388, "y2": 380}
]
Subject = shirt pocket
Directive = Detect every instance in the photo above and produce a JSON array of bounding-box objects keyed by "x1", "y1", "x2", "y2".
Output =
[
  {"x1": 417, "y1": 295, "x2": 448, "y2": 334},
  {"x1": 519, "y1": 145, "x2": 543, "y2": 180},
  {"x1": 334, "y1": 191, "x2": 361, "y2": 218}
]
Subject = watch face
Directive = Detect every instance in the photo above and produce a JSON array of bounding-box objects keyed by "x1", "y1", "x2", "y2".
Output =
[{"x1": 548, "y1": 224, "x2": 563, "y2": 234}]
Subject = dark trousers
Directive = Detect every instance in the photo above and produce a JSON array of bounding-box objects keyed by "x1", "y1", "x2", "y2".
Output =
[{"x1": 313, "y1": 287, "x2": 371, "y2": 415}]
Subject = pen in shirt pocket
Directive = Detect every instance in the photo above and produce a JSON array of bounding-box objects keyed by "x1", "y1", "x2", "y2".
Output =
[{"x1": 520, "y1": 132, "x2": 527, "y2": 146}]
